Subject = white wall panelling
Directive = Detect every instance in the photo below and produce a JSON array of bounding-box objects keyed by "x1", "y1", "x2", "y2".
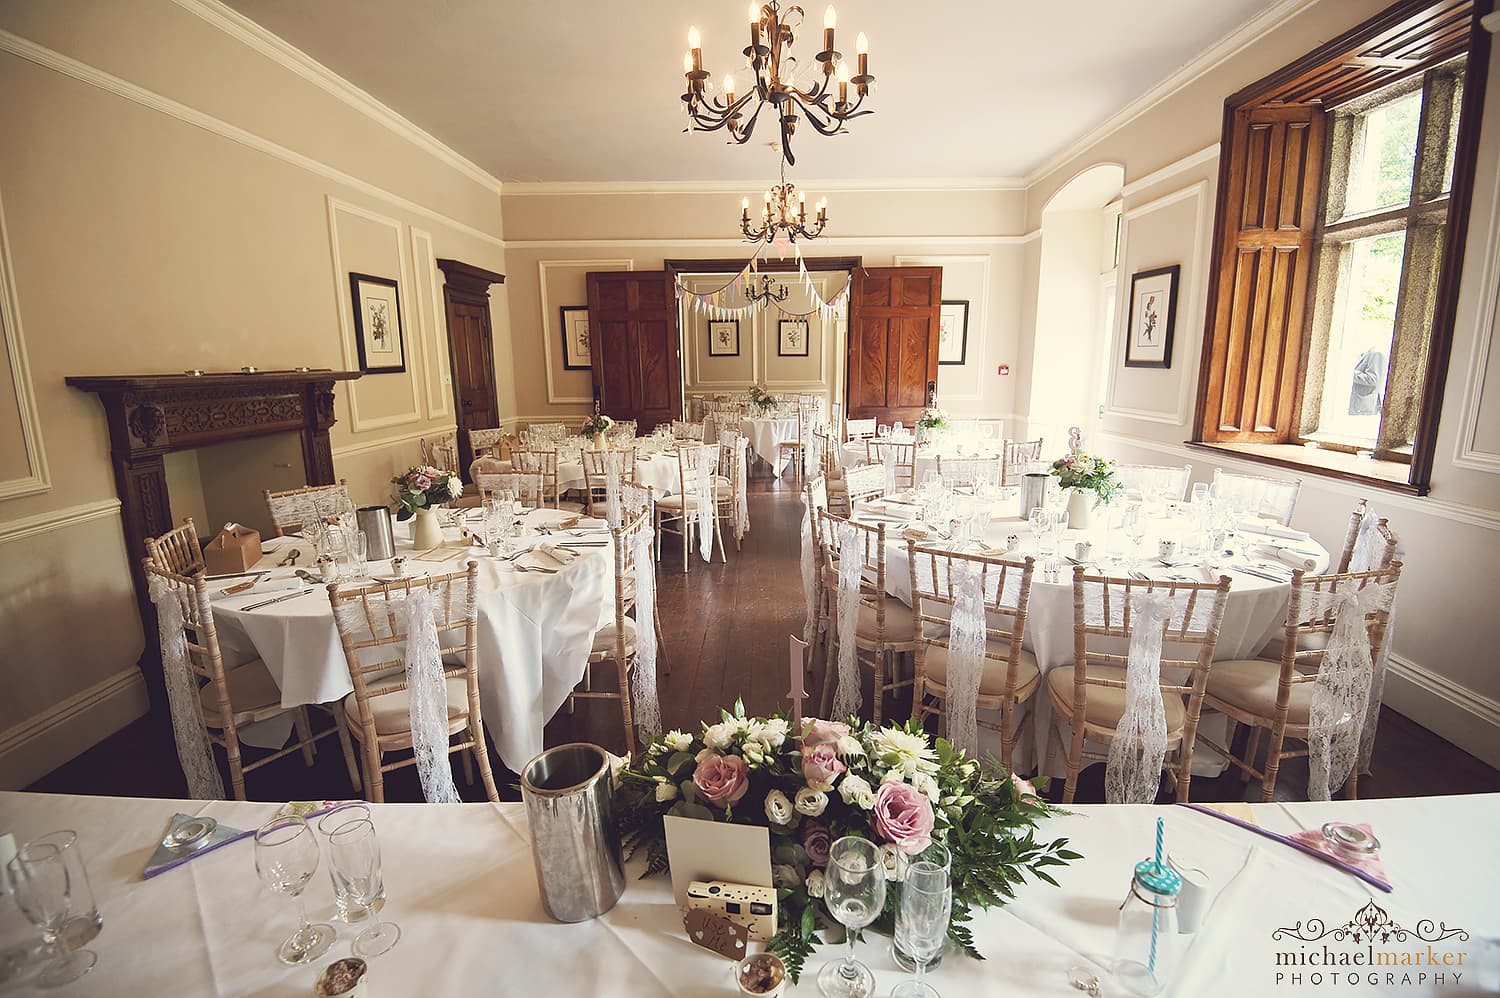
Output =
[
  {"x1": 0, "y1": 667, "x2": 148, "y2": 790},
  {"x1": 537, "y1": 259, "x2": 633, "y2": 405},
  {"x1": 1451, "y1": 170, "x2": 1500, "y2": 474},
  {"x1": 894, "y1": 255, "x2": 992, "y2": 403},
  {"x1": 409, "y1": 227, "x2": 451, "y2": 420},
  {"x1": 0, "y1": 185, "x2": 50, "y2": 500}
]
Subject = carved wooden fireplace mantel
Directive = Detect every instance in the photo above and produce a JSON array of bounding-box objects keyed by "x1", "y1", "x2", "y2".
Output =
[{"x1": 66, "y1": 369, "x2": 361, "y2": 701}]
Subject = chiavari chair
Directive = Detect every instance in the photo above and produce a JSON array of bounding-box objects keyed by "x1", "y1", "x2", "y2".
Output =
[
  {"x1": 262, "y1": 481, "x2": 353, "y2": 537},
  {"x1": 1001, "y1": 439, "x2": 1045, "y2": 487},
  {"x1": 145, "y1": 517, "x2": 206, "y2": 576},
  {"x1": 1212, "y1": 468, "x2": 1302, "y2": 526},
  {"x1": 655, "y1": 442, "x2": 726, "y2": 573}
]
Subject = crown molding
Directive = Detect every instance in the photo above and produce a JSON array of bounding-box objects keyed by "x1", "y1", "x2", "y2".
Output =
[
  {"x1": 169, "y1": 0, "x2": 504, "y2": 196},
  {"x1": 503, "y1": 177, "x2": 1027, "y2": 197},
  {"x1": 1023, "y1": 0, "x2": 1322, "y2": 188},
  {"x1": 504, "y1": 233, "x2": 1035, "y2": 250}
]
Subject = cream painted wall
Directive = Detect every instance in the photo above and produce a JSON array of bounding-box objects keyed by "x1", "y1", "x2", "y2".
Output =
[
  {"x1": 0, "y1": 0, "x2": 509, "y2": 786},
  {"x1": 1022, "y1": 1, "x2": 1500, "y2": 766}
]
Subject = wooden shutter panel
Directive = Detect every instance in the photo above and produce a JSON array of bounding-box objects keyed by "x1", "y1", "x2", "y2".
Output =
[{"x1": 1199, "y1": 104, "x2": 1326, "y2": 443}]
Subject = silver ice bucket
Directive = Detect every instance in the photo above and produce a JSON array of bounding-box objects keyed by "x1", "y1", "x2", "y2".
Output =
[
  {"x1": 1020, "y1": 473, "x2": 1049, "y2": 518},
  {"x1": 520, "y1": 743, "x2": 625, "y2": 922},
  {"x1": 356, "y1": 505, "x2": 395, "y2": 561}
]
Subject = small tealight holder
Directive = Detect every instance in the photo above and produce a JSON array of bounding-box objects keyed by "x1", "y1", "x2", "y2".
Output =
[
  {"x1": 736, "y1": 952, "x2": 787, "y2": 998},
  {"x1": 1158, "y1": 539, "x2": 1178, "y2": 561},
  {"x1": 1320, "y1": 821, "x2": 1380, "y2": 859},
  {"x1": 390, "y1": 556, "x2": 407, "y2": 579},
  {"x1": 317, "y1": 554, "x2": 337, "y2": 582},
  {"x1": 314, "y1": 957, "x2": 368, "y2": 997},
  {"x1": 1074, "y1": 540, "x2": 1093, "y2": 562},
  {"x1": 1005, "y1": 533, "x2": 1021, "y2": 551}
]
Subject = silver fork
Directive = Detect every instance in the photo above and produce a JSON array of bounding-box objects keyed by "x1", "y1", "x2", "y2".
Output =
[{"x1": 513, "y1": 562, "x2": 557, "y2": 574}]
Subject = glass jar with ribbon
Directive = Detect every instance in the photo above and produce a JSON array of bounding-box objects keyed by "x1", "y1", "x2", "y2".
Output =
[{"x1": 1114, "y1": 824, "x2": 1181, "y2": 996}]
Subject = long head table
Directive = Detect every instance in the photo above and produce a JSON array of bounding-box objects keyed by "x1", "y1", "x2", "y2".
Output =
[{"x1": 0, "y1": 791, "x2": 1493, "y2": 995}]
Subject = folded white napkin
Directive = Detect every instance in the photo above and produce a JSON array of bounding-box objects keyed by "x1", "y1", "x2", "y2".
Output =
[
  {"x1": 1238, "y1": 519, "x2": 1310, "y2": 541},
  {"x1": 1250, "y1": 543, "x2": 1316, "y2": 572},
  {"x1": 216, "y1": 575, "x2": 304, "y2": 599},
  {"x1": 530, "y1": 541, "x2": 572, "y2": 567}
]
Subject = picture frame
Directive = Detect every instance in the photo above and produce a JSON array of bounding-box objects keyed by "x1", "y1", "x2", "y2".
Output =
[
  {"x1": 349, "y1": 273, "x2": 405, "y2": 374},
  {"x1": 777, "y1": 319, "x2": 810, "y2": 357},
  {"x1": 559, "y1": 305, "x2": 592, "y2": 370},
  {"x1": 938, "y1": 300, "x2": 969, "y2": 365},
  {"x1": 1124, "y1": 264, "x2": 1180, "y2": 369},
  {"x1": 708, "y1": 319, "x2": 740, "y2": 357}
]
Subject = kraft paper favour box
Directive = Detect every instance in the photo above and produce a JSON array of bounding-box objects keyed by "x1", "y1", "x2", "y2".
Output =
[{"x1": 202, "y1": 524, "x2": 262, "y2": 575}]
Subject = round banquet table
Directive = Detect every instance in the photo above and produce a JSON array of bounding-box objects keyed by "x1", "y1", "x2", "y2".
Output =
[
  {"x1": 212, "y1": 511, "x2": 614, "y2": 773},
  {"x1": 852, "y1": 493, "x2": 1331, "y2": 777},
  {"x1": 741, "y1": 416, "x2": 800, "y2": 477},
  {"x1": 840, "y1": 439, "x2": 1004, "y2": 482}
]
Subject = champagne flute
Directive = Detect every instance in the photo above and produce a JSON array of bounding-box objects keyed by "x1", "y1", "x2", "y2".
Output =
[
  {"x1": 6, "y1": 843, "x2": 97, "y2": 988},
  {"x1": 254, "y1": 815, "x2": 334, "y2": 965},
  {"x1": 1027, "y1": 507, "x2": 1051, "y2": 555},
  {"x1": 327, "y1": 820, "x2": 400, "y2": 957},
  {"x1": 819, "y1": 836, "x2": 886, "y2": 998},
  {"x1": 1123, "y1": 503, "x2": 1147, "y2": 573},
  {"x1": 892, "y1": 857, "x2": 953, "y2": 998}
]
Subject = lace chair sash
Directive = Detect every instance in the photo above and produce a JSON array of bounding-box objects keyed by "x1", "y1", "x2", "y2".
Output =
[
  {"x1": 631, "y1": 524, "x2": 662, "y2": 738},
  {"x1": 800, "y1": 500, "x2": 817, "y2": 648},
  {"x1": 693, "y1": 448, "x2": 714, "y2": 562},
  {"x1": 149, "y1": 575, "x2": 225, "y2": 800},
  {"x1": 401, "y1": 589, "x2": 462, "y2": 803},
  {"x1": 832, "y1": 520, "x2": 865, "y2": 720},
  {"x1": 1104, "y1": 589, "x2": 1174, "y2": 804},
  {"x1": 944, "y1": 560, "x2": 987, "y2": 756}
]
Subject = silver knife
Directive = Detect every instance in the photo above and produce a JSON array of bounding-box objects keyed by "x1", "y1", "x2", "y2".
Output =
[{"x1": 243, "y1": 588, "x2": 315, "y2": 611}]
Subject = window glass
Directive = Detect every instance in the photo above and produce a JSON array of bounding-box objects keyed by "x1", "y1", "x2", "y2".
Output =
[
  {"x1": 1316, "y1": 232, "x2": 1405, "y2": 446},
  {"x1": 1342, "y1": 90, "x2": 1422, "y2": 217},
  {"x1": 1442, "y1": 75, "x2": 1465, "y2": 194}
]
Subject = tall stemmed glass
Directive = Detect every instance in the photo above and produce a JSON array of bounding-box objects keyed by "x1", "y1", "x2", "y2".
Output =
[
  {"x1": 892, "y1": 851, "x2": 953, "y2": 998},
  {"x1": 327, "y1": 819, "x2": 400, "y2": 957},
  {"x1": 6, "y1": 843, "x2": 97, "y2": 988},
  {"x1": 254, "y1": 815, "x2": 334, "y2": 965},
  {"x1": 819, "y1": 836, "x2": 886, "y2": 998}
]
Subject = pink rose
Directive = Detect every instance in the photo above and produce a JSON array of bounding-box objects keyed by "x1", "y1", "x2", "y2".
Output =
[
  {"x1": 800, "y1": 718, "x2": 851, "y2": 747},
  {"x1": 1010, "y1": 773, "x2": 1039, "y2": 801},
  {"x1": 802, "y1": 743, "x2": 846, "y2": 792},
  {"x1": 692, "y1": 753, "x2": 749, "y2": 807},
  {"x1": 872, "y1": 780, "x2": 935, "y2": 855},
  {"x1": 412, "y1": 473, "x2": 432, "y2": 491},
  {"x1": 801, "y1": 821, "x2": 831, "y2": 867}
]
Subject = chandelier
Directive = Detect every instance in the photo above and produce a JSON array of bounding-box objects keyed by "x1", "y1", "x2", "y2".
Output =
[
  {"x1": 681, "y1": 3, "x2": 875, "y2": 166},
  {"x1": 742, "y1": 161, "x2": 827, "y2": 244},
  {"x1": 743, "y1": 274, "x2": 790, "y2": 309}
]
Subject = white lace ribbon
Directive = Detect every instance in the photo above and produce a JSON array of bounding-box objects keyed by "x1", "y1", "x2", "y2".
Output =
[
  {"x1": 603, "y1": 449, "x2": 625, "y2": 528},
  {"x1": 882, "y1": 445, "x2": 897, "y2": 497},
  {"x1": 832, "y1": 520, "x2": 865, "y2": 720},
  {"x1": 1104, "y1": 590, "x2": 1172, "y2": 804},
  {"x1": 149, "y1": 576, "x2": 225, "y2": 800},
  {"x1": 402, "y1": 589, "x2": 462, "y2": 804},
  {"x1": 694, "y1": 448, "x2": 714, "y2": 562},
  {"x1": 1305, "y1": 579, "x2": 1398, "y2": 800},
  {"x1": 945, "y1": 560, "x2": 987, "y2": 757},
  {"x1": 800, "y1": 500, "x2": 818, "y2": 648},
  {"x1": 631, "y1": 524, "x2": 662, "y2": 739},
  {"x1": 736, "y1": 441, "x2": 750, "y2": 539}
]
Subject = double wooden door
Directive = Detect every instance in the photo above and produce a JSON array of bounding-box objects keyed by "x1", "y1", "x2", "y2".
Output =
[
  {"x1": 846, "y1": 266, "x2": 943, "y2": 425},
  {"x1": 585, "y1": 271, "x2": 682, "y2": 431},
  {"x1": 437, "y1": 259, "x2": 505, "y2": 477}
]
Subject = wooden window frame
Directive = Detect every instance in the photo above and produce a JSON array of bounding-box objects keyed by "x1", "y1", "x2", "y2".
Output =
[{"x1": 1192, "y1": 0, "x2": 1491, "y2": 495}]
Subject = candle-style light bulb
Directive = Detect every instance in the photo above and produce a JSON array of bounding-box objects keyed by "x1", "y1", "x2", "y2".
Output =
[
  {"x1": 856, "y1": 31, "x2": 868, "y2": 55},
  {"x1": 688, "y1": 25, "x2": 701, "y2": 49},
  {"x1": 824, "y1": 6, "x2": 837, "y2": 29},
  {"x1": 724, "y1": 74, "x2": 736, "y2": 102},
  {"x1": 749, "y1": 2, "x2": 761, "y2": 48},
  {"x1": 855, "y1": 31, "x2": 869, "y2": 89},
  {"x1": 749, "y1": 2, "x2": 759, "y2": 22},
  {"x1": 836, "y1": 59, "x2": 850, "y2": 102}
]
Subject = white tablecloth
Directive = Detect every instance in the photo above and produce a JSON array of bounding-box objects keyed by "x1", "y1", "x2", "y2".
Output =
[
  {"x1": 840, "y1": 440, "x2": 1003, "y2": 481},
  {"x1": 859, "y1": 498, "x2": 1331, "y2": 777},
  {"x1": 213, "y1": 514, "x2": 613, "y2": 773},
  {"x1": 0, "y1": 790, "x2": 1492, "y2": 996},
  {"x1": 472, "y1": 447, "x2": 682, "y2": 497},
  {"x1": 741, "y1": 417, "x2": 800, "y2": 476}
]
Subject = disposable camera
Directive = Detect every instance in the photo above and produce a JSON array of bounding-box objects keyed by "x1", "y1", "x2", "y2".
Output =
[{"x1": 685, "y1": 880, "x2": 778, "y2": 941}]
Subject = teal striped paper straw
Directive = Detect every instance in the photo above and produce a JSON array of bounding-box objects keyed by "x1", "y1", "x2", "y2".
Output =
[{"x1": 1149, "y1": 816, "x2": 1164, "y2": 975}]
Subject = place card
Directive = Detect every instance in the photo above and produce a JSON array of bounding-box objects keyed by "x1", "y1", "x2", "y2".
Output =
[
  {"x1": 663, "y1": 816, "x2": 772, "y2": 907},
  {"x1": 684, "y1": 908, "x2": 749, "y2": 961}
]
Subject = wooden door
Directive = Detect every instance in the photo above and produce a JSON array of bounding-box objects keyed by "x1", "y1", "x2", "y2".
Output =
[
  {"x1": 437, "y1": 259, "x2": 505, "y2": 476},
  {"x1": 585, "y1": 271, "x2": 682, "y2": 431},
  {"x1": 846, "y1": 267, "x2": 943, "y2": 425}
]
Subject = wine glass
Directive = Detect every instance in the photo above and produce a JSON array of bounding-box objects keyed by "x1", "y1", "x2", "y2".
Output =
[
  {"x1": 819, "y1": 836, "x2": 886, "y2": 998},
  {"x1": 1027, "y1": 507, "x2": 1051, "y2": 555},
  {"x1": 327, "y1": 820, "x2": 400, "y2": 957},
  {"x1": 6, "y1": 843, "x2": 97, "y2": 988},
  {"x1": 892, "y1": 856, "x2": 953, "y2": 998},
  {"x1": 1122, "y1": 503, "x2": 1147, "y2": 572},
  {"x1": 254, "y1": 815, "x2": 335, "y2": 965}
]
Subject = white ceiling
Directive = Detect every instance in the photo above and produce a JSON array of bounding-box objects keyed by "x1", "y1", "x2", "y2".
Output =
[{"x1": 223, "y1": 0, "x2": 1277, "y2": 184}]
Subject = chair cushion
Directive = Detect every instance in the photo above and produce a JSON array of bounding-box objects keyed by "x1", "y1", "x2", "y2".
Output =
[
  {"x1": 199, "y1": 660, "x2": 283, "y2": 726},
  {"x1": 1046, "y1": 665, "x2": 1187, "y2": 734},
  {"x1": 921, "y1": 645, "x2": 1040, "y2": 700},
  {"x1": 856, "y1": 598, "x2": 914, "y2": 643},
  {"x1": 591, "y1": 617, "x2": 639, "y2": 656},
  {"x1": 656, "y1": 494, "x2": 706, "y2": 511},
  {"x1": 1205, "y1": 658, "x2": 1314, "y2": 725},
  {"x1": 343, "y1": 674, "x2": 470, "y2": 736}
]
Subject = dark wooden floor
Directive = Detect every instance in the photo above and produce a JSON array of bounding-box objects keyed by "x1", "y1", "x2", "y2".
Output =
[{"x1": 29, "y1": 474, "x2": 1500, "y2": 805}]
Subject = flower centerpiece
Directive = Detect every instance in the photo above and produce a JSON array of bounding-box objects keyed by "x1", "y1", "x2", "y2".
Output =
[
  {"x1": 582, "y1": 411, "x2": 614, "y2": 446},
  {"x1": 915, "y1": 406, "x2": 950, "y2": 444},
  {"x1": 747, "y1": 384, "x2": 781, "y2": 415},
  {"x1": 1049, "y1": 446, "x2": 1118, "y2": 528},
  {"x1": 391, "y1": 465, "x2": 462, "y2": 549},
  {"x1": 617, "y1": 702, "x2": 1077, "y2": 982}
]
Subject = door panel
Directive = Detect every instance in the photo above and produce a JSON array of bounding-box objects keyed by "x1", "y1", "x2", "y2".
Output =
[
  {"x1": 585, "y1": 271, "x2": 681, "y2": 431},
  {"x1": 445, "y1": 298, "x2": 498, "y2": 476},
  {"x1": 847, "y1": 267, "x2": 942, "y2": 425}
]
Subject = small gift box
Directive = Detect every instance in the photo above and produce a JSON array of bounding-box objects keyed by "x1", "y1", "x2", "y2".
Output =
[{"x1": 202, "y1": 523, "x2": 262, "y2": 575}]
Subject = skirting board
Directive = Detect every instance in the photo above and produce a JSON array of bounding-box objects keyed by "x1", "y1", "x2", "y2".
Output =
[
  {"x1": 1382, "y1": 654, "x2": 1500, "y2": 771},
  {"x1": 0, "y1": 666, "x2": 149, "y2": 790}
]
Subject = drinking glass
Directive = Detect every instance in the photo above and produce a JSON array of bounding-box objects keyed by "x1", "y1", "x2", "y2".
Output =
[
  {"x1": 1122, "y1": 504, "x2": 1147, "y2": 571},
  {"x1": 327, "y1": 820, "x2": 399, "y2": 957},
  {"x1": 1190, "y1": 483, "x2": 1210, "y2": 504},
  {"x1": 819, "y1": 836, "x2": 886, "y2": 998},
  {"x1": 23, "y1": 831, "x2": 100, "y2": 950},
  {"x1": 892, "y1": 842, "x2": 951, "y2": 972},
  {"x1": 254, "y1": 815, "x2": 334, "y2": 965},
  {"x1": 317, "y1": 804, "x2": 385, "y2": 923},
  {"x1": 1027, "y1": 507, "x2": 1051, "y2": 554},
  {"x1": 892, "y1": 859, "x2": 953, "y2": 998},
  {"x1": 6, "y1": 843, "x2": 97, "y2": 988}
]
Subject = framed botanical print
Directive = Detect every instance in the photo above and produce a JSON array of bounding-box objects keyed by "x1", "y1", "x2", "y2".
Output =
[
  {"x1": 777, "y1": 319, "x2": 810, "y2": 357},
  {"x1": 559, "y1": 305, "x2": 592, "y2": 370},
  {"x1": 938, "y1": 301, "x2": 969, "y2": 365},
  {"x1": 349, "y1": 273, "x2": 405, "y2": 374},
  {"x1": 1124, "y1": 264, "x2": 1179, "y2": 368},
  {"x1": 708, "y1": 319, "x2": 740, "y2": 357}
]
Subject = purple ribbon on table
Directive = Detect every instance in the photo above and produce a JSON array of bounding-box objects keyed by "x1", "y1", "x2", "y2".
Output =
[
  {"x1": 1177, "y1": 802, "x2": 1392, "y2": 893},
  {"x1": 143, "y1": 803, "x2": 354, "y2": 880}
]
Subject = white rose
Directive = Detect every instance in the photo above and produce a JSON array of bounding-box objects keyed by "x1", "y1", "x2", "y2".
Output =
[
  {"x1": 655, "y1": 782, "x2": 679, "y2": 803},
  {"x1": 703, "y1": 722, "x2": 735, "y2": 751},
  {"x1": 805, "y1": 869, "x2": 826, "y2": 899},
  {"x1": 764, "y1": 789, "x2": 794, "y2": 826},
  {"x1": 772, "y1": 864, "x2": 801, "y2": 889},
  {"x1": 605, "y1": 751, "x2": 627, "y2": 789},
  {"x1": 880, "y1": 769, "x2": 905, "y2": 785},
  {"x1": 838, "y1": 773, "x2": 875, "y2": 809},
  {"x1": 695, "y1": 747, "x2": 718, "y2": 764},
  {"x1": 447, "y1": 475, "x2": 463, "y2": 498},
  {"x1": 794, "y1": 786, "x2": 828, "y2": 817},
  {"x1": 836, "y1": 734, "x2": 866, "y2": 757},
  {"x1": 878, "y1": 844, "x2": 909, "y2": 882},
  {"x1": 913, "y1": 772, "x2": 940, "y2": 801},
  {"x1": 759, "y1": 717, "x2": 790, "y2": 749},
  {"x1": 665, "y1": 730, "x2": 693, "y2": 753}
]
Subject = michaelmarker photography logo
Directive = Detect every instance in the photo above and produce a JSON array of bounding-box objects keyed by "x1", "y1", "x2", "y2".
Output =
[{"x1": 1272, "y1": 900, "x2": 1469, "y2": 989}]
